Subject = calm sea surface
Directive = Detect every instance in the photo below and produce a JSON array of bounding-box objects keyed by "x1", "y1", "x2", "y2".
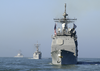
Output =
[{"x1": 0, "y1": 57, "x2": 100, "y2": 71}]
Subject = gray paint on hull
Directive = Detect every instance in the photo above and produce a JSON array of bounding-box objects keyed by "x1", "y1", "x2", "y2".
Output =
[
  {"x1": 33, "y1": 51, "x2": 42, "y2": 59},
  {"x1": 51, "y1": 36, "x2": 78, "y2": 65},
  {"x1": 51, "y1": 50, "x2": 77, "y2": 65}
]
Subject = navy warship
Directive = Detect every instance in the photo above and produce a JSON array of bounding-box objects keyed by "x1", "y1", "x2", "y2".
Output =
[
  {"x1": 51, "y1": 3, "x2": 78, "y2": 65},
  {"x1": 33, "y1": 42, "x2": 42, "y2": 59},
  {"x1": 14, "y1": 50, "x2": 23, "y2": 57}
]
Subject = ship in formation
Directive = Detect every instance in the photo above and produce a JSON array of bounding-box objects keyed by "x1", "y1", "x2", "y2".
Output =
[
  {"x1": 14, "y1": 50, "x2": 23, "y2": 57},
  {"x1": 51, "y1": 3, "x2": 78, "y2": 65},
  {"x1": 33, "y1": 42, "x2": 42, "y2": 59}
]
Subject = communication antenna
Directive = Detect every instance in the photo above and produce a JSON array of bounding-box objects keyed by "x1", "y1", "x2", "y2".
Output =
[
  {"x1": 34, "y1": 41, "x2": 40, "y2": 51},
  {"x1": 54, "y1": 3, "x2": 77, "y2": 24}
]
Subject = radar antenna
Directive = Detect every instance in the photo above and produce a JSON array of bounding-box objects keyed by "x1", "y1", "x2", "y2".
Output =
[{"x1": 54, "y1": 3, "x2": 77, "y2": 24}]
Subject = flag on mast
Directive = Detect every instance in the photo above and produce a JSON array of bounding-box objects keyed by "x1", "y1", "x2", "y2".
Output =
[{"x1": 54, "y1": 23, "x2": 56, "y2": 35}]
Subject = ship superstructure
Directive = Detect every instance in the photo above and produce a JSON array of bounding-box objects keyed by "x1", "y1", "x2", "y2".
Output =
[
  {"x1": 33, "y1": 42, "x2": 42, "y2": 59},
  {"x1": 14, "y1": 50, "x2": 23, "y2": 57},
  {"x1": 51, "y1": 3, "x2": 78, "y2": 65}
]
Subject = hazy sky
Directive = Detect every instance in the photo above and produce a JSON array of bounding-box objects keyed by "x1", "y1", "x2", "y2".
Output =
[{"x1": 0, "y1": 0, "x2": 100, "y2": 58}]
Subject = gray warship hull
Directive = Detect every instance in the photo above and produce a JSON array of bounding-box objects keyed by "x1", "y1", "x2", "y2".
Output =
[
  {"x1": 33, "y1": 51, "x2": 42, "y2": 59},
  {"x1": 51, "y1": 36, "x2": 78, "y2": 65},
  {"x1": 51, "y1": 50, "x2": 77, "y2": 65}
]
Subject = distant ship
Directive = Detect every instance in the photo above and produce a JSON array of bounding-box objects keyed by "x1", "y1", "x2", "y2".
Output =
[
  {"x1": 33, "y1": 42, "x2": 42, "y2": 59},
  {"x1": 51, "y1": 3, "x2": 78, "y2": 65},
  {"x1": 14, "y1": 50, "x2": 23, "y2": 57}
]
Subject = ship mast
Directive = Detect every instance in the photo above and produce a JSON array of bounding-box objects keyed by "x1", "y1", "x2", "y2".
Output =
[
  {"x1": 34, "y1": 42, "x2": 40, "y2": 51},
  {"x1": 54, "y1": 3, "x2": 77, "y2": 34},
  {"x1": 54, "y1": 3, "x2": 77, "y2": 25},
  {"x1": 63, "y1": 3, "x2": 68, "y2": 19}
]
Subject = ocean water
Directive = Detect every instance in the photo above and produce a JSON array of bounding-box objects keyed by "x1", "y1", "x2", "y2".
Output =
[{"x1": 0, "y1": 57, "x2": 100, "y2": 71}]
